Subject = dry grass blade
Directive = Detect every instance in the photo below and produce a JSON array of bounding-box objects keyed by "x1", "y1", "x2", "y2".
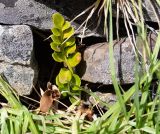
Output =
[
  {"x1": 116, "y1": 1, "x2": 120, "y2": 40},
  {"x1": 70, "y1": 3, "x2": 95, "y2": 23},
  {"x1": 0, "y1": 75, "x2": 22, "y2": 109},
  {"x1": 104, "y1": 0, "x2": 110, "y2": 40},
  {"x1": 80, "y1": 0, "x2": 101, "y2": 42},
  {"x1": 98, "y1": 0, "x2": 106, "y2": 16},
  {"x1": 118, "y1": 0, "x2": 144, "y2": 64},
  {"x1": 148, "y1": 0, "x2": 160, "y2": 28},
  {"x1": 0, "y1": 1, "x2": 159, "y2": 133}
]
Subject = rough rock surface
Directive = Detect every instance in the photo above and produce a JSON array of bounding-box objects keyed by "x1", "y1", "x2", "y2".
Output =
[
  {"x1": 0, "y1": 64, "x2": 34, "y2": 95},
  {"x1": 80, "y1": 33, "x2": 157, "y2": 84},
  {"x1": 0, "y1": 0, "x2": 92, "y2": 34},
  {"x1": 0, "y1": 25, "x2": 33, "y2": 64},
  {"x1": 0, "y1": 25, "x2": 37, "y2": 95},
  {"x1": 0, "y1": 0, "x2": 158, "y2": 35},
  {"x1": 51, "y1": 0, "x2": 159, "y2": 34},
  {"x1": 81, "y1": 38, "x2": 135, "y2": 84},
  {"x1": 142, "y1": 0, "x2": 160, "y2": 22},
  {"x1": 0, "y1": 0, "x2": 56, "y2": 29}
]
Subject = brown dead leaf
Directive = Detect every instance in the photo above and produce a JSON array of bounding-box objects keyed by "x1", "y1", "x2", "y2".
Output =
[
  {"x1": 77, "y1": 101, "x2": 94, "y2": 121},
  {"x1": 39, "y1": 82, "x2": 61, "y2": 113}
]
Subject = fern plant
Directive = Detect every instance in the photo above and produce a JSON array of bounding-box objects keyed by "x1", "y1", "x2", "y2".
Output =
[{"x1": 50, "y1": 13, "x2": 81, "y2": 100}]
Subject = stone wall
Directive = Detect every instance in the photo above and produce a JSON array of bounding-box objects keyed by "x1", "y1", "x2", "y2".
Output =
[
  {"x1": 0, "y1": 25, "x2": 36, "y2": 95},
  {"x1": 0, "y1": 0, "x2": 159, "y2": 95},
  {"x1": 78, "y1": 33, "x2": 157, "y2": 85}
]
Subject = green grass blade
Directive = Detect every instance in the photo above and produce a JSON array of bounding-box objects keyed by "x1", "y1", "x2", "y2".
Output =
[
  {"x1": 134, "y1": 59, "x2": 140, "y2": 127},
  {"x1": 152, "y1": 32, "x2": 160, "y2": 64},
  {"x1": 37, "y1": 125, "x2": 56, "y2": 133},
  {"x1": 9, "y1": 119, "x2": 14, "y2": 134},
  {"x1": 0, "y1": 75, "x2": 22, "y2": 109},
  {"x1": 140, "y1": 126, "x2": 156, "y2": 134},
  {"x1": 22, "y1": 110, "x2": 29, "y2": 134},
  {"x1": 6, "y1": 108, "x2": 23, "y2": 116},
  {"x1": 0, "y1": 108, "x2": 9, "y2": 134},
  {"x1": 147, "y1": 86, "x2": 159, "y2": 127},
  {"x1": 156, "y1": 82, "x2": 160, "y2": 133},
  {"x1": 54, "y1": 127, "x2": 71, "y2": 133},
  {"x1": 108, "y1": 0, "x2": 126, "y2": 117},
  {"x1": 22, "y1": 107, "x2": 39, "y2": 134},
  {"x1": 72, "y1": 118, "x2": 80, "y2": 134},
  {"x1": 139, "y1": 89, "x2": 149, "y2": 127},
  {"x1": 41, "y1": 115, "x2": 47, "y2": 134},
  {"x1": 14, "y1": 119, "x2": 21, "y2": 134},
  {"x1": 108, "y1": 111, "x2": 120, "y2": 132}
]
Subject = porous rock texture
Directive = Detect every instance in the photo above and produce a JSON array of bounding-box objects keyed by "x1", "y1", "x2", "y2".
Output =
[
  {"x1": 0, "y1": 0, "x2": 92, "y2": 34},
  {"x1": 0, "y1": 0, "x2": 159, "y2": 31},
  {"x1": 0, "y1": 25, "x2": 37, "y2": 95},
  {"x1": 0, "y1": 0, "x2": 55, "y2": 29}
]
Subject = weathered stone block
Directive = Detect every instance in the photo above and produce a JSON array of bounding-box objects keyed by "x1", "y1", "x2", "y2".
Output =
[
  {"x1": 0, "y1": 25, "x2": 33, "y2": 65},
  {"x1": 0, "y1": 0, "x2": 93, "y2": 36},
  {"x1": 1, "y1": 64, "x2": 34, "y2": 95},
  {"x1": 80, "y1": 33, "x2": 157, "y2": 84},
  {"x1": 0, "y1": 25, "x2": 36, "y2": 95},
  {"x1": 81, "y1": 39, "x2": 134, "y2": 84},
  {"x1": 0, "y1": 0, "x2": 55, "y2": 29},
  {"x1": 0, "y1": 0, "x2": 158, "y2": 37}
]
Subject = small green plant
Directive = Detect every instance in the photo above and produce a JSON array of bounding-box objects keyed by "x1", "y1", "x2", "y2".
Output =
[{"x1": 50, "y1": 13, "x2": 81, "y2": 100}]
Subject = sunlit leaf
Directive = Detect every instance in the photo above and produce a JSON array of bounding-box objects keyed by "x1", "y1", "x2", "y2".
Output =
[
  {"x1": 64, "y1": 37, "x2": 76, "y2": 47},
  {"x1": 69, "y1": 96, "x2": 77, "y2": 104},
  {"x1": 71, "y1": 74, "x2": 81, "y2": 90},
  {"x1": 63, "y1": 27, "x2": 74, "y2": 39},
  {"x1": 67, "y1": 52, "x2": 81, "y2": 67},
  {"x1": 52, "y1": 13, "x2": 64, "y2": 29},
  {"x1": 51, "y1": 35, "x2": 62, "y2": 44},
  {"x1": 62, "y1": 21, "x2": 71, "y2": 31},
  {"x1": 61, "y1": 91, "x2": 68, "y2": 97},
  {"x1": 58, "y1": 68, "x2": 72, "y2": 84},
  {"x1": 65, "y1": 44, "x2": 76, "y2": 56},
  {"x1": 51, "y1": 27, "x2": 61, "y2": 36},
  {"x1": 156, "y1": 69, "x2": 160, "y2": 80},
  {"x1": 52, "y1": 52, "x2": 65, "y2": 62},
  {"x1": 50, "y1": 42, "x2": 61, "y2": 52},
  {"x1": 56, "y1": 75, "x2": 65, "y2": 89}
]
